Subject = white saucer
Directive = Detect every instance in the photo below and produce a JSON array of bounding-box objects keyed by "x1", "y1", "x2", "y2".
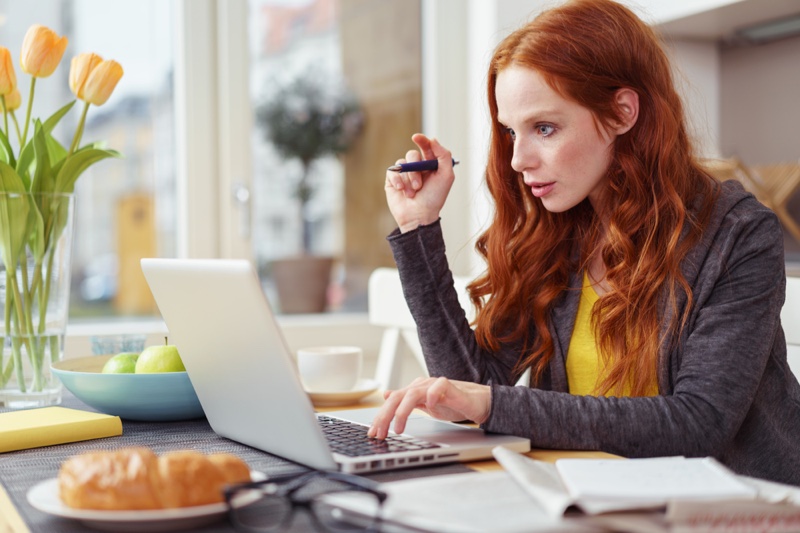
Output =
[
  {"x1": 27, "y1": 472, "x2": 264, "y2": 532},
  {"x1": 306, "y1": 378, "x2": 381, "y2": 407}
]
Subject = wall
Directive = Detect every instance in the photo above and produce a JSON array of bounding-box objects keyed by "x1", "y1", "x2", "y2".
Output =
[
  {"x1": 719, "y1": 35, "x2": 800, "y2": 165},
  {"x1": 623, "y1": 0, "x2": 744, "y2": 25},
  {"x1": 666, "y1": 39, "x2": 721, "y2": 159}
]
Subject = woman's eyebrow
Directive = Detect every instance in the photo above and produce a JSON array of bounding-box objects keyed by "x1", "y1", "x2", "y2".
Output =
[{"x1": 498, "y1": 108, "x2": 564, "y2": 127}]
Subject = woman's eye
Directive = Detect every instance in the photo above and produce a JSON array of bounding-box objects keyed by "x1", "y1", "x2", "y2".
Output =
[
  {"x1": 505, "y1": 128, "x2": 516, "y2": 141},
  {"x1": 537, "y1": 124, "x2": 555, "y2": 136}
]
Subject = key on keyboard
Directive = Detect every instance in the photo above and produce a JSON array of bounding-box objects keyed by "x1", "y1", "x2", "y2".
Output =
[{"x1": 317, "y1": 415, "x2": 441, "y2": 457}]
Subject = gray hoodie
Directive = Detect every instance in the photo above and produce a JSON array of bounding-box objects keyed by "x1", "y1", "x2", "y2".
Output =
[{"x1": 388, "y1": 180, "x2": 800, "y2": 486}]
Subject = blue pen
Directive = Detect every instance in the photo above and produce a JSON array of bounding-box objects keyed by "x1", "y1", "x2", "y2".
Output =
[{"x1": 387, "y1": 158, "x2": 459, "y2": 173}]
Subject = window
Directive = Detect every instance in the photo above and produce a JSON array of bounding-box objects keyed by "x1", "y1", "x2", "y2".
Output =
[
  {"x1": 246, "y1": 0, "x2": 422, "y2": 313},
  {"x1": 0, "y1": 0, "x2": 177, "y2": 321},
  {"x1": 2, "y1": 0, "x2": 424, "y2": 325}
]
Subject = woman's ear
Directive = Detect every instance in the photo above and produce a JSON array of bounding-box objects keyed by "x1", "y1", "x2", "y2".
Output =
[{"x1": 613, "y1": 88, "x2": 639, "y2": 134}]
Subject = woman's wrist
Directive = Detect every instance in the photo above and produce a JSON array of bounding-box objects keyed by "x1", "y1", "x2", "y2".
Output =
[
  {"x1": 398, "y1": 215, "x2": 440, "y2": 234},
  {"x1": 473, "y1": 384, "x2": 493, "y2": 425}
]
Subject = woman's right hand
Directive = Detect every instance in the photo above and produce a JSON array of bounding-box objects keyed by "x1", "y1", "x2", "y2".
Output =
[{"x1": 385, "y1": 134, "x2": 456, "y2": 233}]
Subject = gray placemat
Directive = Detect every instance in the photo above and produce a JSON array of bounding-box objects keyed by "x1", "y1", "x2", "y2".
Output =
[{"x1": 1, "y1": 391, "x2": 471, "y2": 532}]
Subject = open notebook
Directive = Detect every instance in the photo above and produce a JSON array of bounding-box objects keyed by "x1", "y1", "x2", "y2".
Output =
[{"x1": 141, "y1": 258, "x2": 530, "y2": 473}]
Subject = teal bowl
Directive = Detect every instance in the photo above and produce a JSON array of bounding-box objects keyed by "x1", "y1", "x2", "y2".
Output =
[{"x1": 51, "y1": 355, "x2": 205, "y2": 421}]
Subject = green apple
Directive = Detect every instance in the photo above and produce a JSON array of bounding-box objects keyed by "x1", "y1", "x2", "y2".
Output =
[
  {"x1": 134, "y1": 344, "x2": 186, "y2": 373},
  {"x1": 101, "y1": 352, "x2": 140, "y2": 374}
]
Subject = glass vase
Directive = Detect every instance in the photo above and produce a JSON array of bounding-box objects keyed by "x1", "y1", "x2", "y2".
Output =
[{"x1": 0, "y1": 193, "x2": 74, "y2": 408}]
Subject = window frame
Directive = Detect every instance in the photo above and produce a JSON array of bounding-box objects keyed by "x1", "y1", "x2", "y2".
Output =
[{"x1": 175, "y1": 0, "x2": 253, "y2": 261}]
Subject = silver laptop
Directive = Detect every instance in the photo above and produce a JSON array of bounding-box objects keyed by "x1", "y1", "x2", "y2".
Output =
[{"x1": 140, "y1": 258, "x2": 530, "y2": 473}]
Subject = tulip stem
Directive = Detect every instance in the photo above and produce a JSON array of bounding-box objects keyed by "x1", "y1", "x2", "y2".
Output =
[
  {"x1": 1, "y1": 95, "x2": 7, "y2": 140},
  {"x1": 10, "y1": 112, "x2": 20, "y2": 145},
  {"x1": 68, "y1": 101, "x2": 90, "y2": 157},
  {"x1": 21, "y1": 77, "x2": 36, "y2": 147}
]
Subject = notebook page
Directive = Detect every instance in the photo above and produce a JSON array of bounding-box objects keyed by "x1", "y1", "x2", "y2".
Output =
[
  {"x1": 492, "y1": 445, "x2": 575, "y2": 518},
  {"x1": 555, "y1": 456, "x2": 757, "y2": 514}
]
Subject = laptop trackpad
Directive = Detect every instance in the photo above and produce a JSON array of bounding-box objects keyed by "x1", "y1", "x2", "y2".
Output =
[{"x1": 402, "y1": 416, "x2": 485, "y2": 444}]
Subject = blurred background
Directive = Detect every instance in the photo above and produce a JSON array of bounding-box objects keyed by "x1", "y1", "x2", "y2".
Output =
[{"x1": 0, "y1": 0, "x2": 797, "y2": 326}]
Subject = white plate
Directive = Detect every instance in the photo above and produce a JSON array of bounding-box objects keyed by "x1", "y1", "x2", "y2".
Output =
[
  {"x1": 306, "y1": 378, "x2": 381, "y2": 407},
  {"x1": 27, "y1": 472, "x2": 265, "y2": 532}
]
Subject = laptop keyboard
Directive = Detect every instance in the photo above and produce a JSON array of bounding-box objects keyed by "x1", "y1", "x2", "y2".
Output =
[{"x1": 317, "y1": 415, "x2": 442, "y2": 457}]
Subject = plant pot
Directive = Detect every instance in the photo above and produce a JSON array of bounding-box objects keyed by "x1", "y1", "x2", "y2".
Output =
[{"x1": 271, "y1": 256, "x2": 334, "y2": 314}]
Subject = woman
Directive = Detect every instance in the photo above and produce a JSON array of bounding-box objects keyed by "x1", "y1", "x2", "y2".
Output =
[{"x1": 369, "y1": 0, "x2": 800, "y2": 486}]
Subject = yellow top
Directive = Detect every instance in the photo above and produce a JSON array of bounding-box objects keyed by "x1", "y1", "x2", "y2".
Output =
[
  {"x1": 566, "y1": 272, "x2": 603, "y2": 395},
  {"x1": 566, "y1": 272, "x2": 658, "y2": 397}
]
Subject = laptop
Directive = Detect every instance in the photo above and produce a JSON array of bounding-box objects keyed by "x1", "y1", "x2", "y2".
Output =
[{"x1": 140, "y1": 258, "x2": 530, "y2": 473}]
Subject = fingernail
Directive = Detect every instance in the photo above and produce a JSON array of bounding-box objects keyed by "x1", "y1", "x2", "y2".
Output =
[
  {"x1": 395, "y1": 183, "x2": 403, "y2": 190},
  {"x1": 412, "y1": 180, "x2": 420, "y2": 189}
]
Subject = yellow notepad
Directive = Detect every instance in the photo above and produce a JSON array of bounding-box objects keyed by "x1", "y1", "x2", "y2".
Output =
[{"x1": 0, "y1": 406, "x2": 122, "y2": 453}]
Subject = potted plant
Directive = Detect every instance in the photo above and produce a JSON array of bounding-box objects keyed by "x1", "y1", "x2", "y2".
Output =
[{"x1": 255, "y1": 71, "x2": 363, "y2": 313}]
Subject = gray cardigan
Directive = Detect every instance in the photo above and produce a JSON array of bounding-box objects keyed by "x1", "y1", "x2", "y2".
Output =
[{"x1": 388, "y1": 180, "x2": 800, "y2": 486}]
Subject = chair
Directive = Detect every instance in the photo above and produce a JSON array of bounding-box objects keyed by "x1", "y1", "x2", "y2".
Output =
[
  {"x1": 701, "y1": 158, "x2": 800, "y2": 243},
  {"x1": 368, "y1": 268, "x2": 532, "y2": 390},
  {"x1": 749, "y1": 163, "x2": 800, "y2": 243},
  {"x1": 368, "y1": 268, "x2": 473, "y2": 390},
  {"x1": 700, "y1": 158, "x2": 755, "y2": 184},
  {"x1": 781, "y1": 276, "x2": 800, "y2": 379}
]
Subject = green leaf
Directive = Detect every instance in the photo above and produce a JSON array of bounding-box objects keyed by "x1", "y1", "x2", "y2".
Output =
[
  {"x1": 16, "y1": 101, "x2": 76, "y2": 185},
  {"x1": 44, "y1": 193, "x2": 70, "y2": 255},
  {"x1": 30, "y1": 121, "x2": 54, "y2": 195},
  {"x1": 0, "y1": 128, "x2": 16, "y2": 168},
  {"x1": 0, "y1": 164, "x2": 31, "y2": 268},
  {"x1": 55, "y1": 148, "x2": 121, "y2": 193},
  {"x1": 46, "y1": 134, "x2": 67, "y2": 168},
  {"x1": 0, "y1": 161, "x2": 25, "y2": 193},
  {"x1": 25, "y1": 193, "x2": 45, "y2": 261}
]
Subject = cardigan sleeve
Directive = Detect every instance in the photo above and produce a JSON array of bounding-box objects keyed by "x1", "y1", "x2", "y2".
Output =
[{"x1": 387, "y1": 220, "x2": 522, "y2": 386}]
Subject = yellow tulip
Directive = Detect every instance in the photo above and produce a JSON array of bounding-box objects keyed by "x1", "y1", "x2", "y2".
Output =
[
  {"x1": 69, "y1": 53, "x2": 103, "y2": 100},
  {"x1": 0, "y1": 47, "x2": 16, "y2": 95},
  {"x1": 82, "y1": 59, "x2": 123, "y2": 106},
  {"x1": 20, "y1": 24, "x2": 68, "y2": 78},
  {"x1": 4, "y1": 87, "x2": 21, "y2": 111}
]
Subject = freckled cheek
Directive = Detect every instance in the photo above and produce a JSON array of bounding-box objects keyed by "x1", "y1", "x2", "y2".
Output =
[
  {"x1": 558, "y1": 135, "x2": 612, "y2": 179},
  {"x1": 551, "y1": 141, "x2": 589, "y2": 176}
]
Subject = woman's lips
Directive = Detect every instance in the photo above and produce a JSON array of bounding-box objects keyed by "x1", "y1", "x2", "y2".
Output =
[{"x1": 528, "y1": 182, "x2": 555, "y2": 198}]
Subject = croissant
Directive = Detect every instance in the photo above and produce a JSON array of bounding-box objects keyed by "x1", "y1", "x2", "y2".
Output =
[{"x1": 58, "y1": 447, "x2": 251, "y2": 510}]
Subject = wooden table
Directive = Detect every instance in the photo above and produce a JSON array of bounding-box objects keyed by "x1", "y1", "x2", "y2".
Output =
[
  {"x1": 0, "y1": 392, "x2": 616, "y2": 533},
  {"x1": 0, "y1": 486, "x2": 26, "y2": 533}
]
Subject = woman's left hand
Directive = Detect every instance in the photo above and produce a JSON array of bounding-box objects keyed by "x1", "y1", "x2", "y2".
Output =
[
  {"x1": 367, "y1": 377, "x2": 492, "y2": 439},
  {"x1": 384, "y1": 134, "x2": 456, "y2": 233}
]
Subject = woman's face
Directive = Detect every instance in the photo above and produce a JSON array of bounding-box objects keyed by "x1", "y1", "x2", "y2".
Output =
[{"x1": 495, "y1": 66, "x2": 616, "y2": 213}]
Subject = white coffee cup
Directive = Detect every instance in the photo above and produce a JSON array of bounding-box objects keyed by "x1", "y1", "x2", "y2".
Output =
[{"x1": 296, "y1": 346, "x2": 363, "y2": 393}]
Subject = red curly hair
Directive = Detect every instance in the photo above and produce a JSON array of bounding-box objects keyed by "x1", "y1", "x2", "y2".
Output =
[{"x1": 469, "y1": 0, "x2": 719, "y2": 396}]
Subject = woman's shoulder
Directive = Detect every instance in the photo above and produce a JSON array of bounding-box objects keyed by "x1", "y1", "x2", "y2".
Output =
[
  {"x1": 711, "y1": 179, "x2": 779, "y2": 229},
  {"x1": 682, "y1": 179, "x2": 784, "y2": 295},
  {"x1": 700, "y1": 180, "x2": 784, "y2": 259}
]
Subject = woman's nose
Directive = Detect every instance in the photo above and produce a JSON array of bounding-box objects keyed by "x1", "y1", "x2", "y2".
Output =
[{"x1": 510, "y1": 139, "x2": 536, "y2": 173}]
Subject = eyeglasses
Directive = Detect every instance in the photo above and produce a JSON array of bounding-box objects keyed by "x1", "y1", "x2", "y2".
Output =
[{"x1": 224, "y1": 470, "x2": 387, "y2": 532}]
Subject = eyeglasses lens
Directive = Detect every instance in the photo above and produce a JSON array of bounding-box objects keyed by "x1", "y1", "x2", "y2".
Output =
[
  {"x1": 230, "y1": 490, "x2": 293, "y2": 531},
  {"x1": 228, "y1": 476, "x2": 384, "y2": 532}
]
